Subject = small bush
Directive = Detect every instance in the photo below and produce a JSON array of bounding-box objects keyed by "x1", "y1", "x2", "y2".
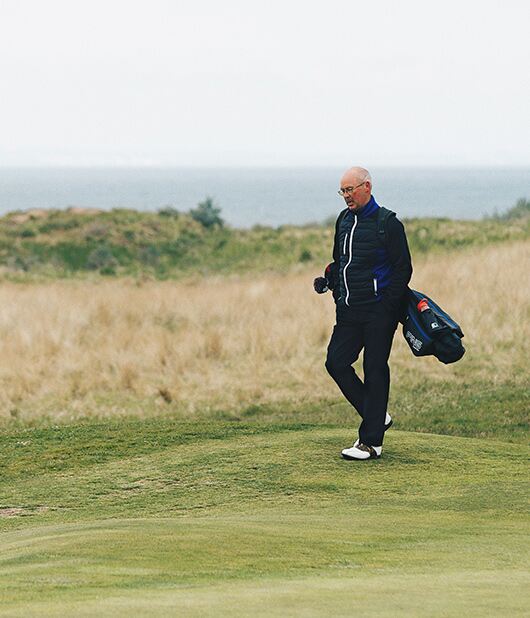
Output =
[
  {"x1": 299, "y1": 249, "x2": 312, "y2": 262},
  {"x1": 496, "y1": 198, "x2": 530, "y2": 221},
  {"x1": 189, "y1": 197, "x2": 224, "y2": 229},
  {"x1": 6, "y1": 255, "x2": 35, "y2": 272},
  {"x1": 87, "y1": 245, "x2": 118, "y2": 271},
  {"x1": 139, "y1": 245, "x2": 160, "y2": 266},
  {"x1": 51, "y1": 243, "x2": 93, "y2": 271},
  {"x1": 38, "y1": 218, "x2": 80, "y2": 233},
  {"x1": 158, "y1": 206, "x2": 181, "y2": 218},
  {"x1": 100, "y1": 264, "x2": 117, "y2": 276}
]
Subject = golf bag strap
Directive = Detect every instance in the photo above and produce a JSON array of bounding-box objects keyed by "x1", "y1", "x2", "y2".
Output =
[{"x1": 377, "y1": 206, "x2": 396, "y2": 247}]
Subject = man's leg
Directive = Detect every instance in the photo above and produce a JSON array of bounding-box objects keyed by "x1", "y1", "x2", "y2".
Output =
[
  {"x1": 325, "y1": 323, "x2": 365, "y2": 417},
  {"x1": 358, "y1": 313, "x2": 398, "y2": 447}
]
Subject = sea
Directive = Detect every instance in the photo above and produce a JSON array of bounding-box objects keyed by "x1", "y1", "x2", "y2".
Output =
[{"x1": 0, "y1": 166, "x2": 528, "y2": 228}]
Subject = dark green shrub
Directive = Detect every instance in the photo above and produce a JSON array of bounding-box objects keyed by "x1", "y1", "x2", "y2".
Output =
[
  {"x1": 38, "y1": 218, "x2": 80, "y2": 233},
  {"x1": 158, "y1": 206, "x2": 180, "y2": 218},
  {"x1": 498, "y1": 198, "x2": 529, "y2": 220},
  {"x1": 139, "y1": 245, "x2": 160, "y2": 266},
  {"x1": 100, "y1": 264, "x2": 117, "y2": 276},
  {"x1": 7, "y1": 255, "x2": 34, "y2": 271},
  {"x1": 87, "y1": 245, "x2": 118, "y2": 271},
  {"x1": 189, "y1": 197, "x2": 224, "y2": 229},
  {"x1": 51, "y1": 243, "x2": 93, "y2": 271}
]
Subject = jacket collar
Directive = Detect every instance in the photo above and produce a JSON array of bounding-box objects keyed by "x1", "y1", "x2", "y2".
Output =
[
  {"x1": 358, "y1": 195, "x2": 379, "y2": 218},
  {"x1": 345, "y1": 195, "x2": 379, "y2": 219}
]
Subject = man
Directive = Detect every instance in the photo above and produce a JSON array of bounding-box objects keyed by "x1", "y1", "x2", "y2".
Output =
[{"x1": 314, "y1": 167, "x2": 412, "y2": 460}]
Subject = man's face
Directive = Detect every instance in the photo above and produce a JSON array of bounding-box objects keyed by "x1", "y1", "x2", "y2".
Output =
[{"x1": 340, "y1": 174, "x2": 371, "y2": 211}]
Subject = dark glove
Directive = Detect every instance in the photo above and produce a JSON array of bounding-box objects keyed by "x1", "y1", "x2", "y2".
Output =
[
  {"x1": 324, "y1": 263, "x2": 336, "y2": 291},
  {"x1": 313, "y1": 277, "x2": 329, "y2": 294}
]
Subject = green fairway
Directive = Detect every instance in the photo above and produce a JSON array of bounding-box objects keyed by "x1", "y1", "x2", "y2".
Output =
[{"x1": 0, "y1": 421, "x2": 528, "y2": 616}]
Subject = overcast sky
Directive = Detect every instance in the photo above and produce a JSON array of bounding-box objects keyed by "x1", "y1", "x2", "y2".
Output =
[{"x1": 0, "y1": 0, "x2": 528, "y2": 166}]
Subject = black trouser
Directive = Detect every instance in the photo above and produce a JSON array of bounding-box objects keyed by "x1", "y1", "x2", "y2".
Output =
[{"x1": 325, "y1": 305, "x2": 398, "y2": 447}]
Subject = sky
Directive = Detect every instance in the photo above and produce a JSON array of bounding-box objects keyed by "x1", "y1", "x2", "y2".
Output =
[{"x1": 0, "y1": 0, "x2": 529, "y2": 167}]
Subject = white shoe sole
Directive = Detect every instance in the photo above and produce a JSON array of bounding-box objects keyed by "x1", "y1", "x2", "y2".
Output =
[{"x1": 341, "y1": 446, "x2": 381, "y2": 460}]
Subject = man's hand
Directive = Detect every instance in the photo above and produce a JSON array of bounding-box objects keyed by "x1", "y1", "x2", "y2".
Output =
[{"x1": 313, "y1": 277, "x2": 329, "y2": 294}]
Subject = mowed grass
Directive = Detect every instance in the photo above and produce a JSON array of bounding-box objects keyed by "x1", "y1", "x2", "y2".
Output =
[{"x1": 0, "y1": 419, "x2": 528, "y2": 616}]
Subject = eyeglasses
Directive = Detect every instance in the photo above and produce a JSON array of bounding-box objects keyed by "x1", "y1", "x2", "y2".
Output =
[{"x1": 337, "y1": 180, "x2": 367, "y2": 196}]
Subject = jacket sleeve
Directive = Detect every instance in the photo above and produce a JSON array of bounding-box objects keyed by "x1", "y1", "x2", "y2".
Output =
[
  {"x1": 325, "y1": 210, "x2": 344, "y2": 294},
  {"x1": 380, "y1": 216, "x2": 413, "y2": 315}
]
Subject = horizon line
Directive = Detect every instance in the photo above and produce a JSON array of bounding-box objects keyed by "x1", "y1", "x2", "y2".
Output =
[{"x1": 0, "y1": 163, "x2": 529, "y2": 169}]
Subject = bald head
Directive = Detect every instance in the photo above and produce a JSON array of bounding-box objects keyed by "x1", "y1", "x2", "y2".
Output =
[
  {"x1": 339, "y1": 166, "x2": 372, "y2": 211},
  {"x1": 341, "y1": 166, "x2": 372, "y2": 186}
]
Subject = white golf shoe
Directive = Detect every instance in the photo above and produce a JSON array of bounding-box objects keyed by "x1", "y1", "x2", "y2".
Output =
[{"x1": 341, "y1": 443, "x2": 382, "y2": 460}]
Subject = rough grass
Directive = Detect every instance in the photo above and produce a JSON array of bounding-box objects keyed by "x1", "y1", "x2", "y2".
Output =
[
  {"x1": 0, "y1": 240, "x2": 527, "y2": 435},
  {"x1": 0, "y1": 421, "x2": 528, "y2": 616}
]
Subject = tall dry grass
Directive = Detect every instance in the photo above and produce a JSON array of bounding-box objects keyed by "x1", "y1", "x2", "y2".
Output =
[{"x1": 0, "y1": 241, "x2": 527, "y2": 422}]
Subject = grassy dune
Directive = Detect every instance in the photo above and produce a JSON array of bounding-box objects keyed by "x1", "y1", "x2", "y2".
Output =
[
  {"x1": 0, "y1": 200, "x2": 527, "y2": 278},
  {"x1": 0, "y1": 421, "x2": 528, "y2": 616}
]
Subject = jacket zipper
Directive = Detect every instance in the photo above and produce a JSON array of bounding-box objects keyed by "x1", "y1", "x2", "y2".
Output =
[
  {"x1": 373, "y1": 277, "x2": 378, "y2": 295},
  {"x1": 343, "y1": 215, "x2": 357, "y2": 306},
  {"x1": 343, "y1": 233, "x2": 348, "y2": 254}
]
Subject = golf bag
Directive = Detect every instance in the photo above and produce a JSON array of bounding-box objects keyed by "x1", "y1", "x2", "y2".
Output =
[{"x1": 401, "y1": 289, "x2": 465, "y2": 364}]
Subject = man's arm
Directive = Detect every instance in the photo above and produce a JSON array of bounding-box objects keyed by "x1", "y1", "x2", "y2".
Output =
[
  {"x1": 327, "y1": 209, "x2": 346, "y2": 291},
  {"x1": 314, "y1": 209, "x2": 344, "y2": 294},
  {"x1": 380, "y1": 216, "x2": 413, "y2": 314}
]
